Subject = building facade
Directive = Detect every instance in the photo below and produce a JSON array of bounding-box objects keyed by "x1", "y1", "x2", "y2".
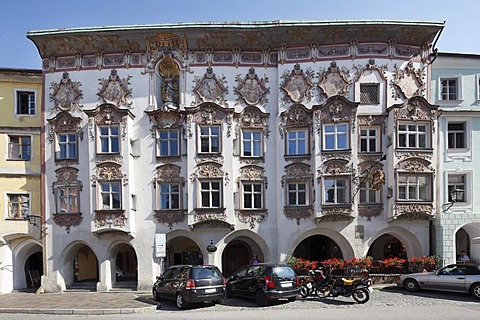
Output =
[
  {"x1": 431, "y1": 53, "x2": 480, "y2": 265},
  {"x1": 27, "y1": 20, "x2": 444, "y2": 292},
  {"x1": 0, "y1": 68, "x2": 43, "y2": 293}
]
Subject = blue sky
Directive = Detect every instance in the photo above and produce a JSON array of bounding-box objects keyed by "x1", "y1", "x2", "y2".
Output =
[{"x1": 0, "y1": 0, "x2": 478, "y2": 69}]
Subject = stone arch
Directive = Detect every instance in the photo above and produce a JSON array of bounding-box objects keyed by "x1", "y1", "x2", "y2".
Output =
[
  {"x1": 12, "y1": 239, "x2": 42, "y2": 290},
  {"x1": 454, "y1": 222, "x2": 480, "y2": 263},
  {"x1": 58, "y1": 241, "x2": 99, "y2": 289},
  {"x1": 365, "y1": 226, "x2": 423, "y2": 259},
  {"x1": 165, "y1": 230, "x2": 204, "y2": 267},
  {"x1": 105, "y1": 241, "x2": 138, "y2": 288},
  {"x1": 288, "y1": 228, "x2": 354, "y2": 260}
]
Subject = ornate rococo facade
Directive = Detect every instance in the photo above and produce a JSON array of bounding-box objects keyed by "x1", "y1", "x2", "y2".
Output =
[{"x1": 27, "y1": 20, "x2": 445, "y2": 292}]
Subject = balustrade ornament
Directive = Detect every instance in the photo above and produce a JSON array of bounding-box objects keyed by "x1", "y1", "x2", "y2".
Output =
[{"x1": 50, "y1": 72, "x2": 83, "y2": 113}]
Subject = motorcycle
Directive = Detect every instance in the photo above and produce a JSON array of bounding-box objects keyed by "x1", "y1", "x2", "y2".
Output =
[
  {"x1": 316, "y1": 270, "x2": 372, "y2": 304},
  {"x1": 298, "y1": 268, "x2": 326, "y2": 298}
]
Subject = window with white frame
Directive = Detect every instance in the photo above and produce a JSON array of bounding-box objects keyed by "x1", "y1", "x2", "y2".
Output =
[
  {"x1": 324, "y1": 177, "x2": 349, "y2": 204},
  {"x1": 199, "y1": 125, "x2": 221, "y2": 154},
  {"x1": 7, "y1": 193, "x2": 30, "y2": 219},
  {"x1": 398, "y1": 174, "x2": 431, "y2": 201},
  {"x1": 99, "y1": 181, "x2": 122, "y2": 210},
  {"x1": 98, "y1": 125, "x2": 120, "y2": 154},
  {"x1": 287, "y1": 129, "x2": 308, "y2": 155},
  {"x1": 287, "y1": 182, "x2": 308, "y2": 206},
  {"x1": 397, "y1": 123, "x2": 428, "y2": 148},
  {"x1": 16, "y1": 91, "x2": 35, "y2": 115},
  {"x1": 56, "y1": 186, "x2": 79, "y2": 213},
  {"x1": 158, "y1": 183, "x2": 181, "y2": 210},
  {"x1": 56, "y1": 132, "x2": 77, "y2": 160},
  {"x1": 447, "y1": 122, "x2": 466, "y2": 149},
  {"x1": 359, "y1": 127, "x2": 379, "y2": 152},
  {"x1": 324, "y1": 123, "x2": 348, "y2": 150},
  {"x1": 8, "y1": 135, "x2": 31, "y2": 160},
  {"x1": 157, "y1": 129, "x2": 179, "y2": 157},
  {"x1": 199, "y1": 180, "x2": 222, "y2": 208},
  {"x1": 242, "y1": 129, "x2": 263, "y2": 157},
  {"x1": 242, "y1": 182, "x2": 263, "y2": 209},
  {"x1": 440, "y1": 78, "x2": 458, "y2": 100},
  {"x1": 448, "y1": 174, "x2": 466, "y2": 203},
  {"x1": 359, "y1": 181, "x2": 379, "y2": 204},
  {"x1": 360, "y1": 83, "x2": 379, "y2": 104}
]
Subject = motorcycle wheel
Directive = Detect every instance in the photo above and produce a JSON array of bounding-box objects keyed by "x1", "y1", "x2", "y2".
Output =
[
  {"x1": 315, "y1": 286, "x2": 330, "y2": 298},
  {"x1": 299, "y1": 285, "x2": 310, "y2": 298},
  {"x1": 352, "y1": 288, "x2": 370, "y2": 304}
]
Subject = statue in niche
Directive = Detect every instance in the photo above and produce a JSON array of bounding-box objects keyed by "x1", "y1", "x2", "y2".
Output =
[{"x1": 158, "y1": 55, "x2": 179, "y2": 108}]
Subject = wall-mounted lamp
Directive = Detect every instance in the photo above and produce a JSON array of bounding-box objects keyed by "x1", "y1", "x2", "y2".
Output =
[
  {"x1": 444, "y1": 189, "x2": 465, "y2": 212},
  {"x1": 27, "y1": 214, "x2": 47, "y2": 238},
  {"x1": 206, "y1": 240, "x2": 217, "y2": 253}
]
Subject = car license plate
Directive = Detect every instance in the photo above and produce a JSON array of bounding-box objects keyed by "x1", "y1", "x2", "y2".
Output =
[
  {"x1": 204, "y1": 288, "x2": 216, "y2": 293},
  {"x1": 280, "y1": 282, "x2": 293, "y2": 288}
]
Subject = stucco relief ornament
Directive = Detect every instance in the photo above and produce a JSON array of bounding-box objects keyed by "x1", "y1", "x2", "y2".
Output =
[
  {"x1": 317, "y1": 61, "x2": 351, "y2": 98},
  {"x1": 234, "y1": 67, "x2": 270, "y2": 106},
  {"x1": 50, "y1": 72, "x2": 83, "y2": 113},
  {"x1": 280, "y1": 63, "x2": 314, "y2": 104},
  {"x1": 97, "y1": 69, "x2": 133, "y2": 108},
  {"x1": 392, "y1": 62, "x2": 425, "y2": 99},
  {"x1": 353, "y1": 58, "x2": 388, "y2": 82},
  {"x1": 192, "y1": 67, "x2": 229, "y2": 106}
]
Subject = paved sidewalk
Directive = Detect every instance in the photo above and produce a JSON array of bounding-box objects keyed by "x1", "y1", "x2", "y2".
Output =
[{"x1": 0, "y1": 291, "x2": 158, "y2": 315}]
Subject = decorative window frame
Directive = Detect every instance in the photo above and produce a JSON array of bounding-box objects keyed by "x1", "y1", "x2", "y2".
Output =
[
  {"x1": 396, "y1": 121, "x2": 430, "y2": 149},
  {"x1": 236, "y1": 165, "x2": 268, "y2": 228},
  {"x1": 353, "y1": 58, "x2": 387, "y2": 107},
  {"x1": 357, "y1": 115, "x2": 385, "y2": 156},
  {"x1": 47, "y1": 111, "x2": 84, "y2": 165},
  {"x1": 281, "y1": 162, "x2": 313, "y2": 225},
  {"x1": 52, "y1": 167, "x2": 83, "y2": 232},
  {"x1": 445, "y1": 117, "x2": 472, "y2": 162},
  {"x1": 279, "y1": 104, "x2": 312, "y2": 160},
  {"x1": 444, "y1": 169, "x2": 473, "y2": 213},
  {"x1": 437, "y1": 75, "x2": 463, "y2": 105},
  {"x1": 145, "y1": 108, "x2": 185, "y2": 161},
  {"x1": 153, "y1": 164, "x2": 186, "y2": 228},
  {"x1": 235, "y1": 106, "x2": 270, "y2": 160},
  {"x1": 356, "y1": 159, "x2": 384, "y2": 219}
]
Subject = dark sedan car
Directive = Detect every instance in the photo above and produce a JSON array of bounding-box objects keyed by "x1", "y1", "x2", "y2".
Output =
[
  {"x1": 226, "y1": 263, "x2": 299, "y2": 306},
  {"x1": 152, "y1": 265, "x2": 225, "y2": 309},
  {"x1": 397, "y1": 263, "x2": 480, "y2": 298}
]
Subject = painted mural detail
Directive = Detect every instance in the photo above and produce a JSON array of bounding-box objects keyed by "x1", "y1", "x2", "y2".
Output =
[
  {"x1": 192, "y1": 67, "x2": 229, "y2": 106},
  {"x1": 392, "y1": 62, "x2": 425, "y2": 99},
  {"x1": 353, "y1": 58, "x2": 388, "y2": 82},
  {"x1": 158, "y1": 55, "x2": 180, "y2": 108},
  {"x1": 97, "y1": 69, "x2": 133, "y2": 108},
  {"x1": 317, "y1": 61, "x2": 351, "y2": 98},
  {"x1": 280, "y1": 63, "x2": 314, "y2": 104},
  {"x1": 50, "y1": 72, "x2": 83, "y2": 113},
  {"x1": 234, "y1": 67, "x2": 270, "y2": 106}
]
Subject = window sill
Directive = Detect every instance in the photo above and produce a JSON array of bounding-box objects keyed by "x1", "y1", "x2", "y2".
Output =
[{"x1": 436, "y1": 99, "x2": 463, "y2": 107}]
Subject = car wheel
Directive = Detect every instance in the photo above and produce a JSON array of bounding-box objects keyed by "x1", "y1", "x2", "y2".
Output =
[
  {"x1": 175, "y1": 292, "x2": 189, "y2": 310},
  {"x1": 212, "y1": 299, "x2": 223, "y2": 305},
  {"x1": 403, "y1": 278, "x2": 420, "y2": 292},
  {"x1": 471, "y1": 283, "x2": 480, "y2": 298},
  {"x1": 352, "y1": 288, "x2": 370, "y2": 304},
  {"x1": 255, "y1": 290, "x2": 268, "y2": 306},
  {"x1": 152, "y1": 288, "x2": 161, "y2": 302},
  {"x1": 287, "y1": 296, "x2": 296, "y2": 302}
]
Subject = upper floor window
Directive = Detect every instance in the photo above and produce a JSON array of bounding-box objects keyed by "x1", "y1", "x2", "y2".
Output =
[
  {"x1": 360, "y1": 127, "x2": 379, "y2": 152},
  {"x1": 7, "y1": 193, "x2": 30, "y2": 219},
  {"x1": 99, "y1": 181, "x2": 122, "y2": 210},
  {"x1": 242, "y1": 182, "x2": 264, "y2": 209},
  {"x1": 287, "y1": 129, "x2": 308, "y2": 155},
  {"x1": 157, "y1": 129, "x2": 179, "y2": 157},
  {"x1": 57, "y1": 186, "x2": 79, "y2": 213},
  {"x1": 447, "y1": 122, "x2": 466, "y2": 149},
  {"x1": 398, "y1": 174, "x2": 431, "y2": 201},
  {"x1": 359, "y1": 181, "x2": 379, "y2": 204},
  {"x1": 398, "y1": 123, "x2": 428, "y2": 148},
  {"x1": 360, "y1": 84, "x2": 379, "y2": 104},
  {"x1": 199, "y1": 125, "x2": 221, "y2": 154},
  {"x1": 98, "y1": 125, "x2": 119, "y2": 154},
  {"x1": 448, "y1": 174, "x2": 466, "y2": 203},
  {"x1": 242, "y1": 130, "x2": 263, "y2": 157},
  {"x1": 158, "y1": 183, "x2": 181, "y2": 210},
  {"x1": 56, "y1": 133, "x2": 77, "y2": 160},
  {"x1": 16, "y1": 91, "x2": 35, "y2": 115},
  {"x1": 324, "y1": 177, "x2": 349, "y2": 204},
  {"x1": 324, "y1": 123, "x2": 348, "y2": 150},
  {"x1": 199, "y1": 180, "x2": 222, "y2": 208},
  {"x1": 8, "y1": 135, "x2": 31, "y2": 160},
  {"x1": 287, "y1": 182, "x2": 308, "y2": 206},
  {"x1": 440, "y1": 78, "x2": 458, "y2": 100}
]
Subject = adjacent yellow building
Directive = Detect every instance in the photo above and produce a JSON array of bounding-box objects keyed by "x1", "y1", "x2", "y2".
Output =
[{"x1": 0, "y1": 68, "x2": 43, "y2": 293}]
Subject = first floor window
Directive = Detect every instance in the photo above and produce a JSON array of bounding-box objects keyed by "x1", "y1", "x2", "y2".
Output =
[
  {"x1": 57, "y1": 133, "x2": 77, "y2": 160},
  {"x1": 8, "y1": 193, "x2": 30, "y2": 219},
  {"x1": 287, "y1": 129, "x2": 307, "y2": 155},
  {"x1": 242, "y1": 130, "x2": 262, "y2": 157},
  {"x1": 57, "y1": 186, "x2": 79, "y2": 213},
  {"x1": 100, "y1": 181, "x2": 121, "y2": 210},
  {"x1": 324, "y1": 123, "x2": 348, "y2": 150},
  {"x1": 8, "y1": 135, "x2": 31, "y2": 160},
  {"x1": 16, "y1": 91, "x2": 35, "y2": 115},
  {"x1": 159, "y1": 183, "x2": 180, "y2": 209},
  {"x1": 360, "y1": 128, "x2": 378, "y2": 152},
  {"x1": 448, "y1": 175, "x2": 466, "y2": 203},
  {"x1": 324, "y1": 178, "x2": 348, "y2": 204},
  {"x1": 199, "y1": 126, "x2": 221, "y2": 154},
  {"x1": 287, "y1": 182, "x2": 308, "y2": 206},
  {"x1": 200, "y1": 180, "x2": 221, "y2": 208},
  {"x1": 98, "y1": 125, "x2": 119, "y2": 154},
  {"x1": 242, "y1": 182, "x2": 263, "y2": 209},
  {"x1": 359, "y1": 181, "x2": 379, "y2": 204},
  {"x1": 398, "y1": 175, "x2": 431, "y2": 201},
  {"x1": 360, "y1": 83, "x2": 379, "y2": 104},
  {"x1": 447, "y1": 122, "x2": 466, "y2": 149},
  {"x1": 440, "y1": 78, "x2": 457, "y2": 100},
  {"x1": 398, "y1": 123, "x2": 428, "y2": 148},
  {"x1": 157, "y1": 129, "x2": 179, "y2": 157}
]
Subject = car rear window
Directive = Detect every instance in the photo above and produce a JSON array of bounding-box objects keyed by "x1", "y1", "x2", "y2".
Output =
[
  {"x1": 271, "y1": 266, "x2": 295, "y2": 278},
  {"x1": 192, "y1": 267, "x2": 223, "y2": 279}
]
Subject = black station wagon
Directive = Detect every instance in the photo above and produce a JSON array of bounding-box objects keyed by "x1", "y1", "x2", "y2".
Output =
[
  {"x1": 226, "y1": 263, "x2": 299, "y2": 306},
  {"x1": 152, "y1": 265, "x2": 225, "y2": 309}
]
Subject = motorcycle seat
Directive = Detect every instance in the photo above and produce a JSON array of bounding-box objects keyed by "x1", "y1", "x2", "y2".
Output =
[{"x1": 341, "y1": 278, "x2": 355, "y2": 286}]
